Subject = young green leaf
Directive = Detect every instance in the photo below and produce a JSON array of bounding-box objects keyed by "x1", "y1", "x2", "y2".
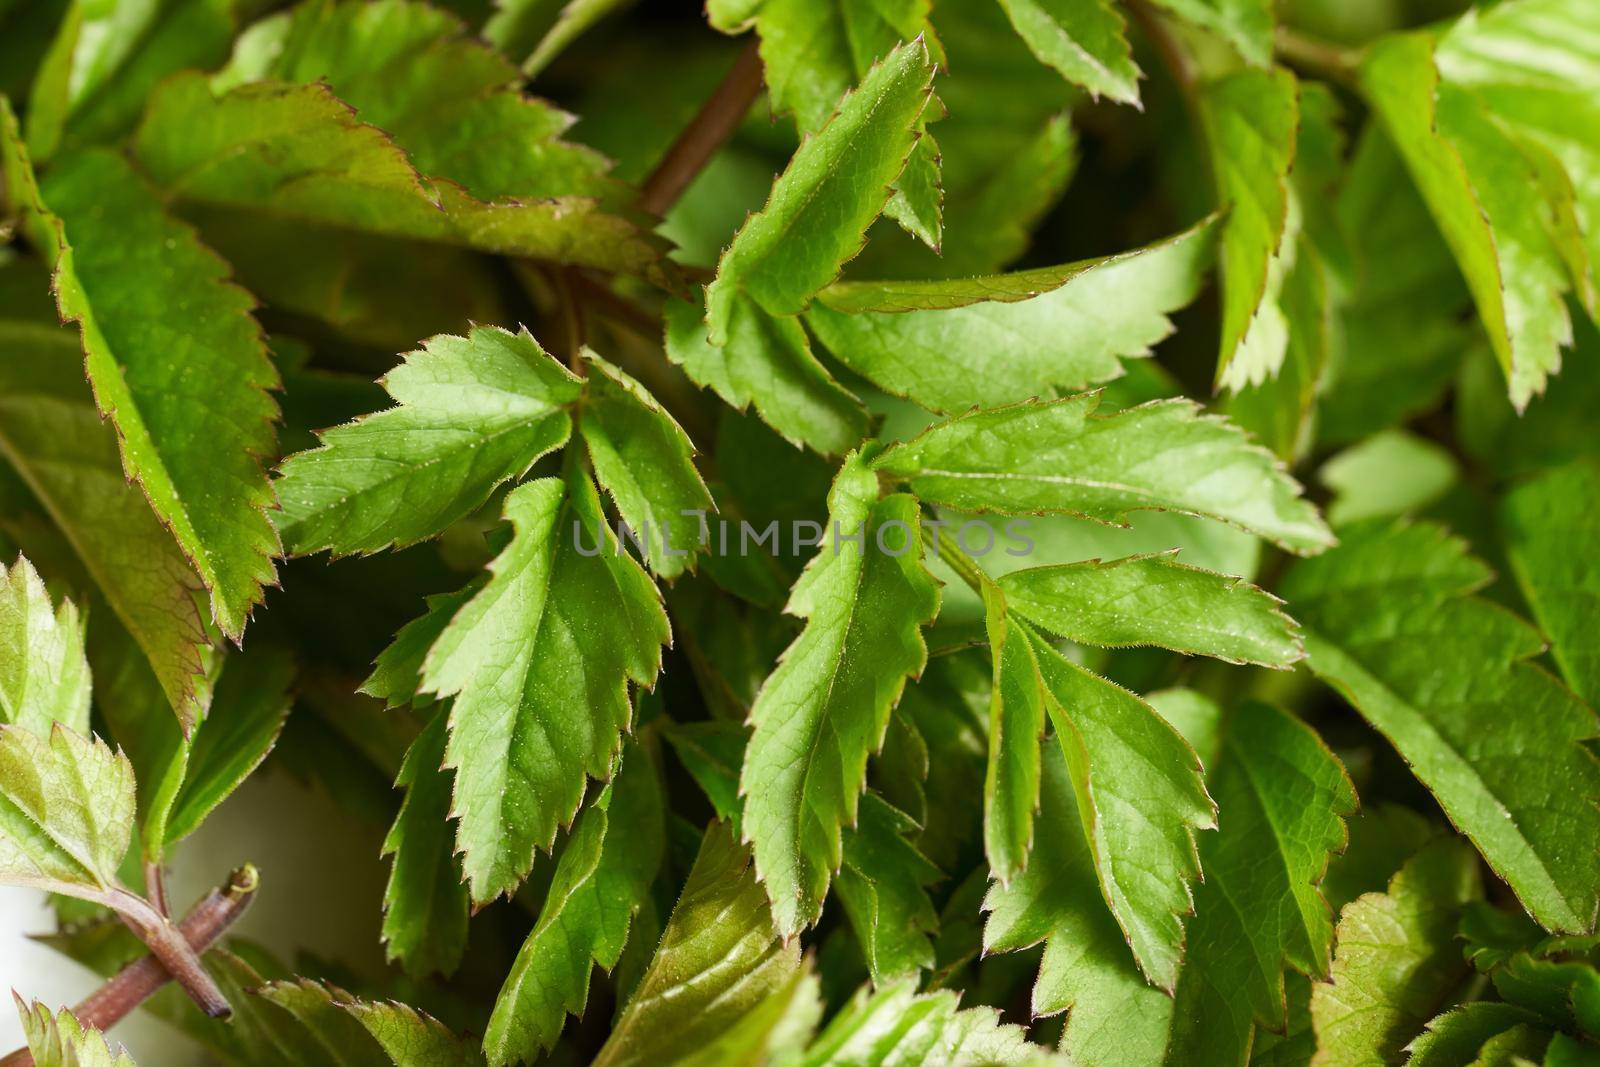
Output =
[
  {"x1": 1407, "y1": 1003, "x2": 1547, "y2": 1067},
  {"x1": 740, "y1": 454, "x2": 940, "y2": 935},
  {"x1": 421, "y1": 471, "x2": 669, "y2": 903},
  {"x1": 578, "y1": 350, "x2": 713, "y2": 578},
  {"x1": 1500, "y1": 460, "x2": 1600, "y2": 708},
  {"x1": 663, "y1": 293, "x2": 866, "y2": 455},
  {"x1": 980, "y1": 580, "x2": 1046, "y2": 886},
  {"x1": 1311, "y1": 838, "x2": 1483, "y2": 1066},
  {"x1": 0, "y1": 722, "x2": 134, "y2": 902},
  {"x1": 594, "y1": 823, "x2": 804, "y2": 1067},
  {"x1": 1360, "y1": 25, "x2": 1578, "y2": 409},
  {"x1": 1150, "y1": 0, "x2": 1272, "y2": 66},
  {"x1": 872, "y1": 394, "x2": 1333, "y2": 554},
  {"x1": 254, "y1": 977, "x2": 484, "y2": 1067},
  {"x1": 1203, "y1": 66, "x2": 1299, "y2": 390},
  {"x1": 996, "y1": 0, "x2": 1140, "y2": 105},
  {"x1": 16, "y1": 996, "x2": 137, "y2": 1067},
  {"x1": 10, "y1": 141, "x2": 280, "y2": 642},
  {"x1": 806, "y1": 219, "x2": 1217, "y2": 413},
  {"x1": 275, "y1": 326, "x2": 581, "y2": 557},
  {"x1": 836, "y1": 791, "x2": 941, "y2": 985},
  {"x1": 1031, "y1": 633, "x2": 1216, "y2": 992},
  {"x1": 381, "y1": 707, "x2": 469, "y2": 980},
  {"x1": 361, "y1": 585, "x2": 479, "y2": 709},
  {"x1": 0, "y1": 251, "x2": 212, "y2": 727},
  {"x1": 1283, "y1": 521, "x2": 1600, "y2": 935},
  {"x1": 793, "y1": 977, "x2": 1062, "y2": 1066},
  {"x1": 704, "y1": 38, "x2": 935, "y2": 338},
  {"x1": 997, "y1": 551, "x2": 1303, "y2": 667},
  {"x1": 0, "y1": 554, "x2": 90, "y2": 736},
  {"x1": 485, "y1": 742, "x2": 664, "y2": 1065}
]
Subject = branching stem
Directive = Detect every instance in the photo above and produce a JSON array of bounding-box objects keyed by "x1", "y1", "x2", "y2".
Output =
[
  {"x1": 0, "y1": 867, "x2": 259, "y2": 1067},
  {"x1": 1274, "y1": 27, "x2": 1362, "y2": 85}
]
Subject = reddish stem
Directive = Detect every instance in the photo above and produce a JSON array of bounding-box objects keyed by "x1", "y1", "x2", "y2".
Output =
[{"x1": 638, "y1": 40, "x2": 764, "y2": 217}]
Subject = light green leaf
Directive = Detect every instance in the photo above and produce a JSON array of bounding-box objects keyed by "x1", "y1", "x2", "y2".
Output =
[
  {"x1": 664, "y1": 294, "x2": 866, "y2": 455},
  {"x1": 133, "y1": 74, "x2": 667, "y2": 280},
  {"x1": 361, "y1": 585, "x2": 479, "y2": 709},
  {"x1": 1031, "y1": 630, "x2": 1215, "y2": 992},
  {"x1": 0, "y1": 722, "x2": 133, "y2": 901},
  {"x1": 275, "y1": 326, "x2": 580, "y2": 557},
  {"x1": 836, "y1": 792, "x2": 941, "y2": 985},
  {"x1": 1283, "y1": 521, "x2": 1600, "y2": 935},
  {"x1": 255, "y1": 977, "x2": 484, "y2": 1067},
  {"x1": 1360, "y1": 24, "x2": 1579, "y2": 410},
  {"x1": 1203, "y1": 66, "x2": 1299, "y2": 390},
  {"x1": 157, "y1": 645, "x2": 293, "y2": 850},
  {"x1": 1320, "y1": 430, "x2": 1459, "y2": 526},
  {"x1": 16, "y1": 997, "x2": 136, "y2": 1067},
  {"x1": 421, "y1": 471, "x2": 668, "y2": 903},
  {"x1": 1500, "y1": 459, "x2": 1600, "y2": 708},
  {"x1": 381, "y1": 707, "x2": 469, "y2": 980},
  {"x1": 983, "y1": 739, "x2": 1174, "y2": 1064},
  {"x1": 980, "y1": 579, "x2": 1046, "y2": 886},
  {"x1": 998, "y1": 551, "x2": 1304, "y2": 667},
  {"x1": 486, "y1": 742, "x2": 664, "y2": 1065},
  {"x1": 579, "y1": 350, "x2": 713, "y2": 578},
  {"x1": 794, "y1": 977, "x2": 1062, "y2": 1066},
  {"x1": 1150, "y1": 0, "x2": 1273, "y2": 66},
  {"x1": 1310, "y1": 838, "x2": 1483, "y2": 1067},
  {"x1": 0, "y1": 554, "x2": 90, "y2": 736},
  {"x1": 872, "y1": 394, "x2": 1333, "y2": 554},
  {"x1": 741, "y1": 455, "x2": 939, "y2": 935},
  {"x1": 595, "y1": 823, "x2": 804, "y2": 1067},
  {"x1": 0, "y1": 255, "x2": 212, "y2": 727},
  {"x1": 7, "y1": 136, "x2": 279, "y2": 643},
  {"x1": 806, "y1": 219, "x2": 1217, "y2": 414},
  {"x1": 996, "y1": 0, "x2": 1140, "y2": 104},
  {"x1": 704, "y1": 38, "x2": 935, "y2": 338}
]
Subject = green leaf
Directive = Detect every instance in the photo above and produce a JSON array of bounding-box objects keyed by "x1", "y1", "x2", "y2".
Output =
[
  {"x1": 1283, "y1": 521, "x2": 1600, "y2": 934},
  {"x1": 1409, "y1": 1003, "x2": 1547, "y2": 1067},
  {"x1": 0, "y1": 722, "x2": 133, "y2": 901},
  {"x1": 1320, "y1": 429, "x2": 1459, "y2": 526},
  {"x1": 157, "y1": 645, "x2": 293, "y2": 849},
  {"x1": 980, "y1": 579, "x2": 1046, "y2": 886},
  {"x1": 0, "y1": 200, "x2": 210, "y2": 729},
  {"x1": 836, "y1": 792, "x2": 941, "y2": 985},
  {"x1": 275, "y1": 326, "x2": 580, "y2": 557},
  {"x1": 664, "y1": 293, "x2": 866, "y2": 455},
  {"x1": 420, "y1": 471, "x2": 669, "y2": 903},
  {"x1": 997, "y1": 551, "x2": 1304, "y2": 668},
  {"x1": 872, "y1": 394, "x2": 1333, "y2": 554},
  {"x1": 133, "y1": 73, "x2": 667, "y2": 280},
  {"x1": 381, "y1": 707, "x2": 469, "y2": 980},
  {"x1": 1500, "y1": 459, "x2": 1600, "y2": 708},
  {"x1": 579, "y1": 350, "x2": 713, "y2": 578},
  {"x1": 996, "y1": 0, "x2": 1140, "y2": 105},
  {"x1": 806, "y1": 219, "x2": 1217, "y2": 414},
  {"x1": 1310, "y1": 838, "x2": 1483, "y2": 1067},
  {"x1": 1359, "y1": 23, "x2": 1581, "y2": 410},
  {"x1": 8, "y1": 141, "x2": 279, "y2": 642},
  {"x1": 794, "y1": 977, "x2": 1062, "y2": 1066},
  {"x1": 1030, "y1": 630, "x2": 1215, "y2": 992},
  {"x1": 254, "y1": 977, "x2": 484, "y2": 1067},
  {"x1": 740, "y1": 454, "x2": 940, "y2": 935},
  {"x1": 595, "y1": 823, "x2": 805, "y2": 1067},
  {"x1": 486, "y1": 0, "x2": 633, "y2": 76},
  {"x1": 704, "y1": 38, "x2": 935, "y2": 337},
  {"x1": 0, "y1": 554, "x2": 90, "y2": 736},
  {"x1": 1150, "y1": 0, "x2": 1273, "y2": 66},
  {"x1": 1203, "y1": 66, "x2": 1298, "y2": 390},
  {"x1": 485, "y1": 741, "x2": 664, "y2": 1065},
  {"x1": 16, "y1": 997, "x2": 137, "y2": 1067},
  {"x1": 361, "y1": 585, "x2": 479, "y2": 709}
]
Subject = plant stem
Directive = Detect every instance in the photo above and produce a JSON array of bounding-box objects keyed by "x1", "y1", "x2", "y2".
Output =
[
  {"x1": 0, "y1": 867, "x2": 258, "y2": 1067},
  {"x1": 1274, "y1": 26, "x2": 1362, "y2": 85},
  {"x1": 638, "y1": 39, "x2": 764, "y2": 218},
  {"x1": 107, "y1": 887, "x2": 232, "y2": 1018},
  {"x1": 920, "y1": 516, "x2": 989, "y2": 596},
  {"x1": 1126, "y1": 0, "x2": 1198, "y2": 96},
  {"x1": 143, "y1": 859, "x2": 168, "y2": 918}
]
